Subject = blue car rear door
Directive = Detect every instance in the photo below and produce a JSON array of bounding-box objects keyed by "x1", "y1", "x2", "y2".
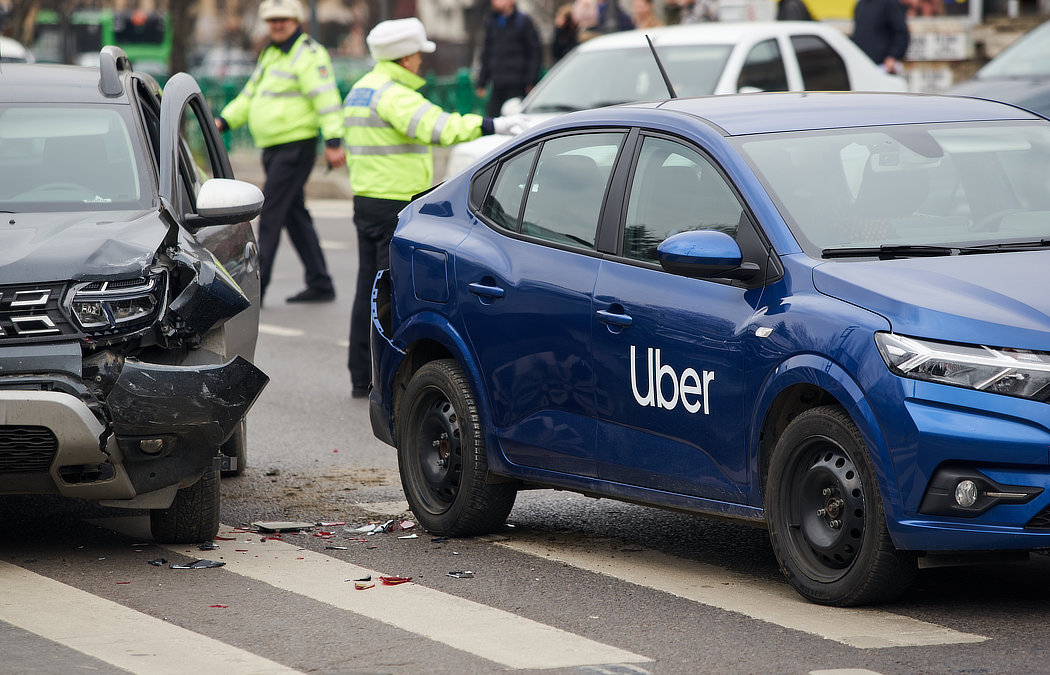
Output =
[{"x1": 457, "y1": 131, "x2": 628, "y2": 477}]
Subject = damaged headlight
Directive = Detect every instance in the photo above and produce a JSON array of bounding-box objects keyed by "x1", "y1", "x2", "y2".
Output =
[
  {"x1": 67, "y1": 271, "x2": 167, "y2": 336},
  {"x1": 875, "y1": 332, "x2": 1050, "y2": 401}
]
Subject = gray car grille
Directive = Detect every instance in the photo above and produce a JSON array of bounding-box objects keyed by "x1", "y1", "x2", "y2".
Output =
[{"x1": 0, "y1": 426, "x2": 58, "y2": 473}]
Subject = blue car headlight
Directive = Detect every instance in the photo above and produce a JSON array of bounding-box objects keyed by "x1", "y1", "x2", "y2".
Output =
[{"x1": 875, "y1": 332, "x2": 1050, "y2": 400}]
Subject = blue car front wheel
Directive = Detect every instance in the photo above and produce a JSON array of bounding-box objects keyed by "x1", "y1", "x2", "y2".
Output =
[
  {"x1": 766, "y1": 405, "x2": 916, "y2": 606},
  {"x1": 396, "y1": 359, "x2": 517, "y2": 536}
]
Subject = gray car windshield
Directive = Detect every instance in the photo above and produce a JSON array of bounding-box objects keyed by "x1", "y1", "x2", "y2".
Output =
[
  {"x1": 977, "y1": 21, "x2": 1050, "y2": 78},
  {"x1": 735, "y1": 121, "x2": 1050, "y2": 258},
  {"x1": 0, "y1": 105, "x2": 150, "y2": 212},
  {"x1": 525, "y1": 45, "x2": 732, "y2": 113}
]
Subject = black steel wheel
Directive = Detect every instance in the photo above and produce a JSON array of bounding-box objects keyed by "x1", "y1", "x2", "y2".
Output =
[
  {"x1": 767, "y1": 405, "x2": 915, "y2": 606},
  {"x1": 396, "y1": 359, "x2": 516, "y2": 536}
]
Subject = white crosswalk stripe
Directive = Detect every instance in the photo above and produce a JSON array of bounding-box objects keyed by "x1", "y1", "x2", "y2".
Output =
[
  {"x1": 84, "y1": 516, "x2": 650, "y2": 671},
  {"x1": 0, "y1": 561, "x2": 298, "y2": 674},
  {"x1": 4, "y1": 510, "x2": 987, "y2": 673},
  {"x1": 158, "y1": 526, "x2": 651, "y2": 670},
  {"x1": 491, "y1": 532, "x2": 987, "y2": 649}
]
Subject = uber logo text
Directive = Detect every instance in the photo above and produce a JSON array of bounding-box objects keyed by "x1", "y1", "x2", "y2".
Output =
[{"x1": 630, "y1": 345, "x2": 714, "y2": 414}]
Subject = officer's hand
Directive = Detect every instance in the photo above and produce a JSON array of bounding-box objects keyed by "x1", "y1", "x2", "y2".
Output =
[
  {"x1": 325, "y1": 146, "x2": 346, "y2": 170},
  {"x1": 492, "y1": 114, "x2": 530, "y2": 135}
]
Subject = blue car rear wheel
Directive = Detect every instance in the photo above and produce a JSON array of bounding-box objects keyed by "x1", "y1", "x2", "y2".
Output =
[{"x1": 396, "y1": 359, "x2": 517, "y2": 536}]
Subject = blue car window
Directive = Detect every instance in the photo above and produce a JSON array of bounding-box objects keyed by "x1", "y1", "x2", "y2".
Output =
[
  {"x1": 623, "y1": 136, "x2": 743, "y2": 262},
  {"x1": 482, "y1": 146, "x2": 537, "y2": 232},
  {"x1": 520, "y1": 133, "x2": 622, "y2": 249}
]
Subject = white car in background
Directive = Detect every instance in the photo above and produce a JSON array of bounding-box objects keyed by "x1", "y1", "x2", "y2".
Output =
[
  {"x1": 0, "y1": 36, "x2": 35, "y2": 63},
  {"x1": 445, "y1": 21, "x2": 906, "y2": 179}
]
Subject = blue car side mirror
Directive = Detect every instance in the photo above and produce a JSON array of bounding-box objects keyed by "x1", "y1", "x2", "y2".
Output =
[{"x1": 657, "y1": 230, "x2": 759, "y2": 280}]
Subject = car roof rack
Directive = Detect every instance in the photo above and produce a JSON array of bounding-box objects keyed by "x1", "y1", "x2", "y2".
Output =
[{"x1": 99, "y1": 45, "x2": 132, "y2": 97}]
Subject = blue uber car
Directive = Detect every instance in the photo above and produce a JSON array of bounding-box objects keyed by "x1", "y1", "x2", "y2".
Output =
[{"x1": 371, "y1": 92, "x2": 1050, "y2": 605}]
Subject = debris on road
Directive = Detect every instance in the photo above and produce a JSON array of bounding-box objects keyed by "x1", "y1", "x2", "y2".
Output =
[
  {"x1": 169, "y1": 559, "x2": 226, "y2": 569},
  {"x1": 379, "y1": 575, "x2": 412, "y2": 585},
  {"x1": 147, "y1": 558, "x2": 168, "y2": 566},
  {"x1": 447, "y1": 571, "x2": 474, "y2": 579},
  {"x1": 251, "y1": 521, "x2": 316, "y2": 533}
]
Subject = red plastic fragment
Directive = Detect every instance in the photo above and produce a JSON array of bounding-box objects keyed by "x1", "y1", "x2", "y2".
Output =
[{"x1": 379, "y1": 575, "x2": 412, "y2": 585}]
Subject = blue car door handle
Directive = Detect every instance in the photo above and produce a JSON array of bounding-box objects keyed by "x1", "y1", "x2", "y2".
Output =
[
  {"x1": 468, "y1": 282, "x2": 505, "y2": 299},
  {"x1": 596, "y1": 308, "x2": 633, "y2": 327}
]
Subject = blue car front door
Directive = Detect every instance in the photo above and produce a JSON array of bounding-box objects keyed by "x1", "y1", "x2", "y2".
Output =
[{"x1": 591, "y1": 135, "x2": 759, "y2": 501}]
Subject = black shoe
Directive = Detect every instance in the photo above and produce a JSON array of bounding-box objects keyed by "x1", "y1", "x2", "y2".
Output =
[
  {"x1": 351, "y1": 386, "x2": 369, "y2": 399},
  {"x1": 286, "y1": 288, "x2": 335, "y2": 303}
]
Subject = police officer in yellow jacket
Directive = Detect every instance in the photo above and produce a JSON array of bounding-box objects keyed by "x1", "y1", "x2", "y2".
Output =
[
  {"x1": 345, "y1": 17, "x2": 524, "y2": 397},
  {"x1": 216, "y1": 0, "x2": 342, "y2": 304}
]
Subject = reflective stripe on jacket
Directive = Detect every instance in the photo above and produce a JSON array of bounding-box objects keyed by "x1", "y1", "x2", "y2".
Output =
[
  {"x1": 220, "y1": 33, "x2": 343, "y2": 148},
  {"x1": 344, "y1": 60, "x2": 485, "y2": 201}
]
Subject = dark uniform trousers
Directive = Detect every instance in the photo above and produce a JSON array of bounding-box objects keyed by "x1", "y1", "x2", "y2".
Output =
[
  {"x1": 348, "y1": 195, "x2": 408, "y2": 390},
  {"x1": 259, "y1": 138, "x2": 335, "y2": 300}
]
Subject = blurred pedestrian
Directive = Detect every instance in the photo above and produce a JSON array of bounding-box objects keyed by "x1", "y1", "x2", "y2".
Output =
[
  {"x1": 215, "y1": 0, "x2": 343, "y2": 305},
  {"x1": 551, "y1": 3, "x2": 579, "y2": 62},
  {"x1": 632, "y1": 0, "x2": 664, "y2": 28},
  {"x1": 343, "y1": 17, "x2": 526, "y2": 398},
  {"x1": 476, "y1": 0, "x2": 542, "y2": 117},
  {"x1": 776, "y1": 0, "x2": 813, "y2": 20},
  {"x1": 578, "y1": 0, "x2": 634, "y2": 41},
  {"x1": 851, "y1": 0, "x2": 910, "y2": 73}
]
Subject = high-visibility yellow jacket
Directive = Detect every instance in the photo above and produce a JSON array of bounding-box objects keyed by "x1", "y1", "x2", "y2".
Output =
[
  {"x1": 344, "y1": 60, "x2": 486, "y2": 201},
  {"x1": 220, "y1": 32, "x2": 343, "y2": 149}
]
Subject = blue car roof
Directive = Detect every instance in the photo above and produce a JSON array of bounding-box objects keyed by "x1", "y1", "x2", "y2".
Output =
[{"x1": 582, "y1": 92, "x2": 1043, "y2": 136}]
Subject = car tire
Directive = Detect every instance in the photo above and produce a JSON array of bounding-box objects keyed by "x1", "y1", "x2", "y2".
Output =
[
  {"x1": 150, "y1": 468, "x2": 221, "y2": 544},
  {"x1": 396, "y1": 359, "x2": 517, "y2": 536},
  {"x1": 766, "y1": 405, "x2": 916, "y2": 606},
  {"x1": 220, "y1": 418, "x2": 247, "y2": 477}
]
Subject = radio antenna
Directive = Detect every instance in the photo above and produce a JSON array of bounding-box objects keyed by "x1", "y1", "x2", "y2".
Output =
[{"x1": 646, "y1": 34, "x2": 677, "y2": 99}]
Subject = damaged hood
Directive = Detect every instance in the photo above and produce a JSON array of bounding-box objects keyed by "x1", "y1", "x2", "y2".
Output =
[
  {"x1": 812, "y1": 251, "x2": 1050, "y2": 349},
  {"x1": 0, "y1": 209, "x2": 166, "y2": 281}
]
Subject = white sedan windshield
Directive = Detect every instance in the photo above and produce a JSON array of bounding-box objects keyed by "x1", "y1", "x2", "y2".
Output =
[{"x1": 525, "y1": 45, "x2": 732, "y2": 113}]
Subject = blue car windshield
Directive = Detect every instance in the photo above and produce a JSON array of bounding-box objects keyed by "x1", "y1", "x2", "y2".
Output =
[
  {"x1": 0, "y1": 104, "x2": 152, "y2": 212},
  {"x1": 524, "y1": 45, "x2": 732, "y2": 113},
  {"x1": 735, "y1": 121, "x2": 1050, "y2": 257}
]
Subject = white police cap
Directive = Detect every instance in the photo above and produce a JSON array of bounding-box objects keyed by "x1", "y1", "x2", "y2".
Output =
[
  {"x1": 366, "y1": 18, "x2": 436, "y2": 61},
  {"x1": 259, "y1": 0, "x2": 304, "y2": 22}
]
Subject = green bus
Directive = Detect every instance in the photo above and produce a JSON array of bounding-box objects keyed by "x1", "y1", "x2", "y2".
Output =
[{"x1": 31, "y1": 9, "x2": 172, "y2": 78}]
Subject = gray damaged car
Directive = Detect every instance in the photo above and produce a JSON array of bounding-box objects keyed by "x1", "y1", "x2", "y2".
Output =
[{"x1": 0, "y1": 47, "x2": 268, "y2": 543}]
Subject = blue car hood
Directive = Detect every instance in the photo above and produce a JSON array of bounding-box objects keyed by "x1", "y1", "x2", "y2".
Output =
[
  {"x1": 812, "y1": 251, "x2": 1050, "y2": 348},
  {"x1": 0, "y1": 209, "x2": 166, "y2": 282}
]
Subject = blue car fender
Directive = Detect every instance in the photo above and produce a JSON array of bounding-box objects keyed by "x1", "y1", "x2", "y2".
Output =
[
  {"x1": 389, "y1": 310, "x2": 506, "y2": 464},
  {"x1": 749, "y1": 353, "x2": 906, "y2": 531}
]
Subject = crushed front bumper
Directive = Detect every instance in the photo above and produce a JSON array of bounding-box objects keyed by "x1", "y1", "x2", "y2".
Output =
[{"x1": 0, "y1": 352, "x2": 267, "y2": 506}]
